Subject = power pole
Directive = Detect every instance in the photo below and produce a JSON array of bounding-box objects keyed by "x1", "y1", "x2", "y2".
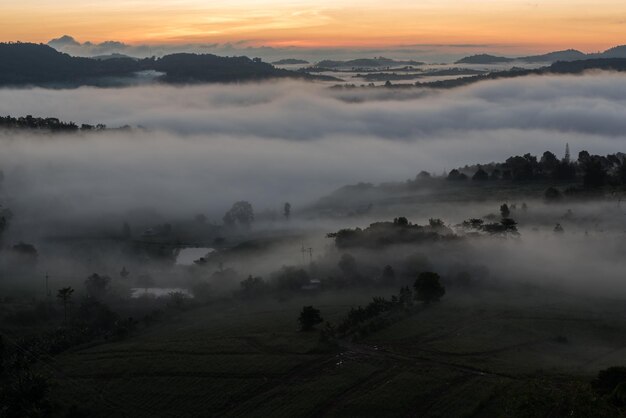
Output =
[{"x1": 45, "y1": 272, "x2": 50, "y2": 298}]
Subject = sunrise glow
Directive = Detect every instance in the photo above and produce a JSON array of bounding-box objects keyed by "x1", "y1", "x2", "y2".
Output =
[{"x1": 2, "y1": 0, "x2": 625, "y2": 51}]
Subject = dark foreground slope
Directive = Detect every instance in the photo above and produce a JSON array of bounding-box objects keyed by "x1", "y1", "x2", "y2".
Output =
[{"x1": 41, "y1": 288, "x2": 626, "y2": 417}]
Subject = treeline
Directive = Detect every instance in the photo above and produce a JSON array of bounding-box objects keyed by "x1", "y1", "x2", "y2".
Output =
[
  {"x1": 411, "y1": 149, "x2": 626, "y2": 189},
  {"x1": 0, "y1": 115, "x2": 106, "y2": 132}
]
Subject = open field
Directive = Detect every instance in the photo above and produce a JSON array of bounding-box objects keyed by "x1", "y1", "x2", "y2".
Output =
[{"x1": 40, "y1": 287, "x2": 626, "y2": 417}]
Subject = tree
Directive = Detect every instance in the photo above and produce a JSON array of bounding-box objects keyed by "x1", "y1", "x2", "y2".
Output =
[
  {"x1": 583, "y1": 157, "x2": 607, "y2": 188},
  {"x1": 429, "y1": 218, "x2": 445, "y2": 228},
  {"x1": 120, "y1": 266, "x2": 129, "y2": 278},
  {"x1": 398, "y1": 286, "x2": 413, "y2": 308},
  {"x1": 545, "y1": 187, "x2": 563, "y2": 202},
  {"x1": 380, "y1": 265, "x2": 395, "y2": 286},
  {"x1": 338, "y1": 253, "x2": 357, "y2": 277},
  {"x1": 56, "y1": 287, "x2": 74, "y2": 323},
  {"x1": 393, "y1": 216, "x2": 409, "y2": 226},
  {"x1": 500, "y1": 203, "x2": 510, "y2": 218},
  {"x1": 240, "y1": 275, "x2": 267, "y2": 297},
  {"x1": 84, "y1": 273, "x2": 111, "y2": 299},
  {"x1": 540, "y1": 151, "x2": 559, "y2": 173},
  {"x1": 414, "y1": 272, "x2": 445, "y2": 304},
  {"x1": 283, "y1": 202, "x2": 291, "y2": 220},
  {"x1": 298, "y1": 306, "x2": 323, "y2": 331},
  {"x1": 223, "y1": 201, "x2": 254, "y2": 228},
  {"x1": 472, "y1": 167, "x2": 489, "y2": 181},
  {"x1": 447, "y1": 169, "x2": 468, "y2": 181}
]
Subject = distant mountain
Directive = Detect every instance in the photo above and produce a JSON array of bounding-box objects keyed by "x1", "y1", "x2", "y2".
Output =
[
  {"x1": 596, "y1": 45, "x2": 626, "y2": 59},
  {"x1": 519, "y1": 49, "x2": 587, "y2": 63},
  {"x1": 0, "y1": 42, "x2": 141, "y2": 86},
  {"x1": 92, "y1": 53, "x2": 136, "y2": 61},
  {"x1": 456, "y1": 46, "x2": 626, "y2": 65},
  {"x1": 414, "y1": 58, "x2": 626, "y2": 90},
  {"x1": 153, "y1": 53, "x2": 294, "y2": 83},
  {"x1": 272, "y1": 59, "x2": 309, "y2": 65},
  {"x1": 455, "y1": 54, "x2": 514, "y2": 64},
  {"x1": 47, "y1": 35, "x2": 81, "y2": 48},
  {"x1": 0, "y1": 42, "x2": 328, "y2": 87},
  {"x1": 315, "y1": 57, "x2": 424, "y2": 69}
]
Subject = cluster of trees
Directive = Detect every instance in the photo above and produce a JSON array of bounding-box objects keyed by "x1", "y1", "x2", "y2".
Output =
[
  {"x1": 327, "y1": 217, "x2": 455, "y2": 249},
  {"x1": 315, "y1": 272, "x2": 445, "y2": 341},
  {"x1": 0, "y1": 115, "x2": 105, "y2": 131},
  {"x1": 461, "y1": 203, "x2": 520, "y2": 236},
  {"x1": 442, "y1": 149, "x2": 626, "y2": 188}
]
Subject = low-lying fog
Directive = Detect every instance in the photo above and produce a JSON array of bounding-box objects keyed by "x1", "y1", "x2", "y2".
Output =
[
  {"x1": 1, "y1": 74, "x2": 626, "y2": 220},
  {"x1": 0, "y1": 74, "x2": 625, "y2": 297}
]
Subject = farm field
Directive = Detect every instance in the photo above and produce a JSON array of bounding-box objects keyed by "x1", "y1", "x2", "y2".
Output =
[{"x1": 44, "y1": 287, "x2": 626, "y2": 417}]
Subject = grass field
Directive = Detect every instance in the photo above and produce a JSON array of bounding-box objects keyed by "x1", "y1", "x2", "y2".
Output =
[{"x1": 43, "y1": 287, "x2": 626, "y2": 417}]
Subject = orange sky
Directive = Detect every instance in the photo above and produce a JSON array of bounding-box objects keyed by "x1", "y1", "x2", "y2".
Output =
[{"x1": 2, "y1": 0, "x2": 625, "y2": 52}]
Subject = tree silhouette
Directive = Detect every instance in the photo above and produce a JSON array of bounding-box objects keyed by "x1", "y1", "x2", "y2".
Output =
[
  {"x1": 414, "y1": 272, "x2": 445, "y2": 304},
  {"x1": 84, "y1": 274, "x2": 111, "y2": 299},
  {"x1": 56, "y1": 287, "x2": 74, "y2": 323},
  {"x1": 223, "y1": 201, "x2": 254, "y2": 228},
  {"x1": 500, "y1": 203, "x2": 510, "y2": 218},
  {"x1": 283, "y1": 202, "x2": 291, "y2": 220},
  {"x1": 298, "y1": 306, "x2": 323, "y2": 331},
  {"x1": 472, "y1": 167, "x2": 489, "y2": 181}
]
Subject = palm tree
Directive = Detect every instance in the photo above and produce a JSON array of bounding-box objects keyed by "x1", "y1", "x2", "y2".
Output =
[{"x1": 56, "y1": 287, "x2": 74, "y2": 324}]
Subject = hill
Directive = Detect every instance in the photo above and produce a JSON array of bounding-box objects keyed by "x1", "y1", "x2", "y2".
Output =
[
  {"x1": 455, "y1": 54, "x2": 514, "y2": 64},
  {"x1": 596, "y1": 45, "x2": 626, "y2": 59},
  {"x1": 519, "y1": 49, "x2": 587, "y2": 63},
  {"x1": 412, "y1": 58, "x2": 626, "y2": 90},
  {"x1": 272, "y1": 58, "x2": 309, "y2": 65},
  {"x1": 0, "y1": 42, "x2": 314, "y2": 87},
  {"x1": 0, "y1": 42, "x2": 140, "y2": 86},
  {"x1": 316, "y1": 57, "x2": 424, "y2": 69},
  {"x1": 456, "y1": 45, "x2": 626, "y2": 65}
]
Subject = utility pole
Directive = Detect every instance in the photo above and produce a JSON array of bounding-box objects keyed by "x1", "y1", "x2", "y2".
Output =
[
  {"x1": 45, "y1": 272, "x2": 50, "y2": 298},
  {"x1": 300, "y1": 244, "x2": 313, "y2": 265}
]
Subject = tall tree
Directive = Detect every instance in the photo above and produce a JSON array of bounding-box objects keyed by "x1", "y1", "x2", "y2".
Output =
[
  {"x1": 298, "y1": 306, "x2": 323, "y2": 331},
  {"x1": 223, "y1": 201, "x2": 254, "y2": 228},
  {"x1": 283, "y1": 202, "x2": 291, "y2": 220},
  {"x1": 414, "y1": 272, "x2": 445, "y2": 304},
  {"x1": 57, "y1": 287, "x2": 74, "y2": 323}
]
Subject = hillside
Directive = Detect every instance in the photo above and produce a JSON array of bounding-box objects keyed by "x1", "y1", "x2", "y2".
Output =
[
  {"x1": 520, "y1": 49, "x2": 587, "y2": 63},
  {"x1": 455, "y1": 54, "x2": 514, "y2": 64},
  {"x1": 0, "y1": 42, "x2": 309, "y2": 86},
  {"x1": 0, "y1": 42, "x2": 140, "y2": 85},
  {"x1": 456, "y1": 45, "x2": 626, "y2": 65},
  {"x1": 315, "y1": 57, "x2": 424, "y2": 69},
  {"x1": 272, "y1": 58, "x2": 309, "y2": 65}
]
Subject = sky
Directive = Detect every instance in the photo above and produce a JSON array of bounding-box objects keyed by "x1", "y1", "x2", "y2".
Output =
[{"x1": 1, "y1": 0, "x2": 626, "y2": 52}]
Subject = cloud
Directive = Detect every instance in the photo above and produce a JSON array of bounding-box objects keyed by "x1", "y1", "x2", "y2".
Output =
[{"x1": 0, "y1": 73, "x2": 625, "y2": 226}]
